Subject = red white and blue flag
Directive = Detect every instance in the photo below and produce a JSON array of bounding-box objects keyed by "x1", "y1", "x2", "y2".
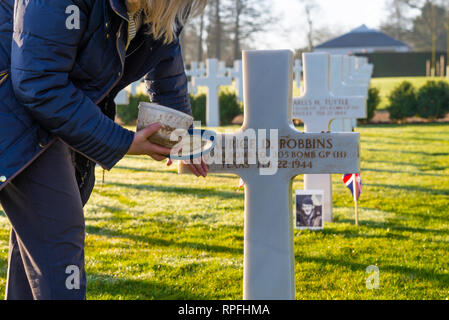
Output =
[{"x1": 343, "y1": 174, "x2": 362, "y2": 201}]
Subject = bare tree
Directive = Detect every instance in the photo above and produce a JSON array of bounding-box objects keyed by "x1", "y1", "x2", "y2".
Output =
[
  {"x1": 198, "y1": 13, "x2": 205, "y2": 61},
  {"x1": 380, "y1": 0, "x2": 412, "y2": 43},
  {"x1": 299, "y1": 0, "x2": 320, "y2": 51},
  {"x1": 229, "y1": 0, "x2": 273, "y2": 60},
  {"x1": 206, "y1": 0, "x2": 231, "y2": 60}
]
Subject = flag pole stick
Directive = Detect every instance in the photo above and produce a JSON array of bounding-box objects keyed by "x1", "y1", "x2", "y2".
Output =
[{"x1": 353, "y1": 175, "x2": 359, "y2": 227}]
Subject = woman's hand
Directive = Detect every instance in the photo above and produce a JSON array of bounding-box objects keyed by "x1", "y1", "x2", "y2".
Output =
[
  {"x1": 166, "y1": 158, "x2": 209, "y2": 178},
  {"x1": 127, "y1": 123, "x2": 171, "y2": 161},
  {"x1": 127, "y1": 123, "x2": 209, "y2": 177}
]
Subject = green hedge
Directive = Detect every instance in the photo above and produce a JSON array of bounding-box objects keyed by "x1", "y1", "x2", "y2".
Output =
[
  {"x1": 387, "y1": 81, "x2": 417, "y2": 122},
  {"x1": 387, "y1": 80, "x2": 449, "y2": 122},
  {"x1": 189, "y1": 91, "x2": 243, "y2": 126},
  {"x1": 116, "y1": 94, "x2": 149, "y2": 125},
  {"x1": 117, "y1": 91, "x2": 242, "y2": 126},
  {"x1": 366, "y1": 87, "x2": 381, "y2": 123},
  {"x1": 416, "y1": 81, "x2": 449, "y2": 120}
]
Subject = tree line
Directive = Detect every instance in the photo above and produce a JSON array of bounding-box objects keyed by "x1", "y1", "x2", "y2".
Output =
[
  {"x1": 381, "y1": 0, "x2": 449, "y2": 69},
  {"x1": 180, "y1": 0, "x2": 273, "y2": 64}
]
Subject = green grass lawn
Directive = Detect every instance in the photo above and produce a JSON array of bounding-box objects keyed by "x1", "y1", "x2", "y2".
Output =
[
  {"x1": 0, "y1": 123, "x2": 448, "y2": 300},
  {"x1": 371, "y1": 77, "x2": 449, "y2": 110}
]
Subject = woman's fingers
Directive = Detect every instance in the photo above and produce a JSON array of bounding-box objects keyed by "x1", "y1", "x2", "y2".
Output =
[
  {"x1": 150, "y1": 153, "x2": 167, "y2": 162},
  {"x1": 145, "y1": 142, "x2": 172, "y2": 157},
  {"x1": 201, "y1": 159, "x2": 209, "y2": 175},
  {"x1": 194, "y1": 163, "x2": 206, "y2": 177},
  {"x1": 186, "y1": 163, "x2": 201, "y2": 177},
  {"x1": 183, "y1": 159, "x2": 207, "y2": 177},
  {"x1": 139, "y1": 123, "x2": 162, "y2": 139}
]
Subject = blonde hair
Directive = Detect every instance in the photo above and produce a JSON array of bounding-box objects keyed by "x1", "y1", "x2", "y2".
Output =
[{"x1": 127, "y1": 0, "x2": 208, "y2": 44}]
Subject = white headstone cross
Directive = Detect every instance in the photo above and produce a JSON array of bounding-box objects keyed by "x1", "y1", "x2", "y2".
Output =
[
  {"x1": 330, "y1": 55, "x2": 370, "y2": 133},
  {"x1": 193, "y1": 58, "x2": 232, "y2": 127},
  {"x1": 219, "y1": 61, "x2": 228, "y2": 77},
  {"x1": 114, "y1": 89, "x2": 129, "y2": 105},
  {"x1": 179, "y1": 50, "x2": 360, "y2": 300},
  {"x1": 186, "y1": 62, "x2": 202, "y2": 95},
  {"x1": 343, "y1": 56, "x2": 369, "y2": 96},
  {"x1": 350, "y1": 56, "x2": 371, "y2": 86},
  {"x1": 292, "y1": 52, "x2": 366, "y2": 222},
  {"x1": 293, "y1": 59, "x2": 303, "y2": 91},
  {"x1": 130, "y1": 78, "x2": 143, "y2": 96},
  {"x1": 355, "y1": 57, "x2": 373, "y2": 84},
  {"x1": 229, "y1": 60, "x2": 244, "y2": 102}
]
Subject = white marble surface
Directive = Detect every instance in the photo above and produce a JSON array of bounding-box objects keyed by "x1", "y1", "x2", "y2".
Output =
[
  {"x1": 229, "y1": 60, "x2": 244, "y2": 102},
  {"x1": 292, "y1": 53, "x2": 365, "y2": 222},
  {"x1": 193, "y1": 59, "x2": 232, "y2": 127},
  {"x1": 180, "y1": 50, "x2": 360, "y2": 300}
]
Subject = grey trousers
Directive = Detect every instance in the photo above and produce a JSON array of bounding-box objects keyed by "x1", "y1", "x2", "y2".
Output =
[{"x1": 0, "y1": 140, "x2": 86, "y2": 300}]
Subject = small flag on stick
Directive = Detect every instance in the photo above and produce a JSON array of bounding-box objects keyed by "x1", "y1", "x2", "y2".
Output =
[
  {"x1": 343, "y1": 173, "x2": 362, "y2": 226},
  {"x1": 237, "y1": 178, "x2": 245, "y2": 193}
]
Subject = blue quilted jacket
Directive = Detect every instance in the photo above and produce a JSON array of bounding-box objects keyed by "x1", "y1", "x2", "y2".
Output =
[{"x1": 0, "y1": 0, "x2": 190, "y2": 201}]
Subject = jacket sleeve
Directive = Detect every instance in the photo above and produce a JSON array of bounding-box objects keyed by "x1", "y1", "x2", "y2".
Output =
[
  {"x1": 10, "y1": 0, "x2": 134, "y2": 170},
  {"x1": 144, "y1": 38, "x2": 192, "y2": 116}
]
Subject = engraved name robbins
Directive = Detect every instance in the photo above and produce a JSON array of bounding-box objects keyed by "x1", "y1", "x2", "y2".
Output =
[
  {"x1": 213, "y1": 136, "x2": 346, "y2": 170},
  {"x1": 178, "y1": 304, "x2": 271, "y2": 317}
]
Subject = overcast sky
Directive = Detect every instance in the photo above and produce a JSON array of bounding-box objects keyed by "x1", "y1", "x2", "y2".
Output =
[{"x1": 253, "y1": 0, "x2": 390, "y2": 50}]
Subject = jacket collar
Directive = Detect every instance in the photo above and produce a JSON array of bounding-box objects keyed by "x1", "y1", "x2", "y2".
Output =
[{"x1": 109, "y1": 0, "x2": 129, "y2": 21}]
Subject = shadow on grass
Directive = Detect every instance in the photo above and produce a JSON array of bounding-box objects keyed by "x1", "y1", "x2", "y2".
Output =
[
  {"x1": 366, "y1": 183, "x2": 449, "y2": 196},
  {"x1": 319, "y1": 228, "x2": 409, "y2": 241},
  {"x1": 363, "y1": 159, "x2": 431, "y2": 169},
  {"x1": 86, "y1": 224, "x2": 243, "y2": 256},
  {"x1": 114, "y1": 165, "x2": 237, "y2": 180},
  {"x1": 87, "y1": 273, "x2": 208, "y2": 300},
  {"x1": 364, "y1": 148, "x2": 449, "y2": 158},
  {"x1": 114, "y1": 165, "x2": 179, "y2": 175},
  {"x1": 296, "y1": 255, "x2": 449, "y2": 287},
  {"x1": 388, "y1": 135, "x2": 449, "y2": 143},
  {"x1": 103, "y1": 182, "x2": 242, "y2": 200},
  {"x1": 360, "y1": 123, "x2": 449, "y2": 129},
  {"x1": 337, "y1": 219, "x2": 449, "y2": 237},
  {"x1": 362, "y1": 167, "x2": 446, "y2": 177}
]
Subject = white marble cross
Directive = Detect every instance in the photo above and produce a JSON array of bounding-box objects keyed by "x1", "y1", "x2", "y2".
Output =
[
  {"x1": 179, "y1": 50, "x2": 360, "y2": 300},
  {"x1": 342, "y1": 56, "x2": 371, "y2": 131},
  {"x1": 114, "y1": 89, "x2": 129, "y2": 105},
  {"x1": 293, "y1": 59, "x2": 303, "y2": 91},
  {"x1": 186, "y1": 62, "x2": 202, "y2": 95},
  {"x1": 193, "y1": 59, "x2": 232, "y2": 127},
  {"x1": 357, "y1": 57, "x2": 374, "y2": 78},
  {"x1": 219, "y1": 61, "x2": 228, "y2": 77},
  {"x1": 229, "y1": 60, "x2": 244, "y2": 102},
  {"x1": 330, "y1": 55, "x2": 369, "y2": 133},
  {"x1": 292, "y1": 52, "x2": 365, "y2": 222},
  {"x1": 198, "y1": 62, "x2": 206, "y2": 77},
  {"x1": 130, "y1": 79, "x2": 143, "y2": 96},
  {"x1": 343, "y1": 56, "x2": 369, "y2": 96},
  {"x1": 349, "y1": 56, "x2": 371, "y2": 86}
]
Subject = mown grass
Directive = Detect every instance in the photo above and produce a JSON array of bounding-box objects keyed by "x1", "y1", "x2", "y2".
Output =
[
  {"x1": 371, "y1": 77, "x2": 449, "y2": 110},
  {"x1": 0, "y1": 123, "x2": 448, "y2": 300}
]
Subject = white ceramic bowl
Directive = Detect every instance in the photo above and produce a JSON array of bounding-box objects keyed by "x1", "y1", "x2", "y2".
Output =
[{"x1": 137, "y1": 102, "x2": 194, "y2": 148}]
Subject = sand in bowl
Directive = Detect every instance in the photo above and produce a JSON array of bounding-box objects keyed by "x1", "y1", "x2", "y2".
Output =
[
  {"x1": 172, "y1": 134, "x2": 214, "y2": 158},
  {"x1": 137, "y1": 102, "x2": 215, "y2": 160},
  {"x1": 136, "y1": 102, "x2": 194, "y2": 148}
]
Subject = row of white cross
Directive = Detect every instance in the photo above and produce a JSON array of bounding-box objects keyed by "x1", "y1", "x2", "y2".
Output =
[
  {"x1": 184, "y1": 55, "x2": 372, "y2": 128},
  {"x1": 297, "y1": 54, "x2": 372, "y2": 222},
  {"x1": 116, "y1": 51, "x2": 373, "y2": 300},
  {"x1": 184, "y1": 53, "x2": 373, "y2": 223},
  {"x1": 178, "y1": 51, "x2": 373, "y2": 300}
]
